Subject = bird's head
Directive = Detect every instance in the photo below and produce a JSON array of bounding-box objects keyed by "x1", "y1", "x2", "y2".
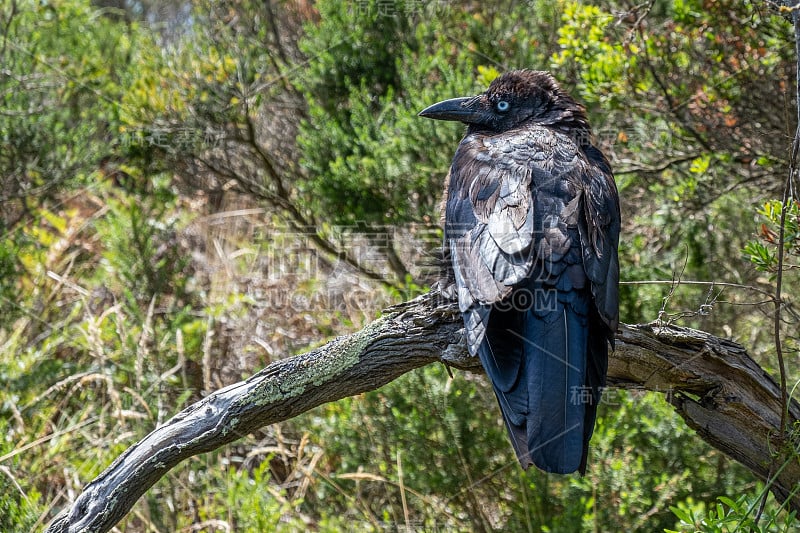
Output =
[{"x1": 419, "y1": 70, "x2": 590, "y2": 135}]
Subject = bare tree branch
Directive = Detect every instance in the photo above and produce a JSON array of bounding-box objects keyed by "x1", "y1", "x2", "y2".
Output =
[{"x1": 45, "y1": 290, "x2": 800, "y2": 533}]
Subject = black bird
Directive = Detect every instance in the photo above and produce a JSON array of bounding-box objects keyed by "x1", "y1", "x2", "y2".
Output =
[{"x1": 419, "y1": 70, "x2": 619, "y2": 474}]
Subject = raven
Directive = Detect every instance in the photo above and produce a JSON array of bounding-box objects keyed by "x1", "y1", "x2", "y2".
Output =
[{"x1": 419, "y1": 70, "x2": 620, "y2": 474}]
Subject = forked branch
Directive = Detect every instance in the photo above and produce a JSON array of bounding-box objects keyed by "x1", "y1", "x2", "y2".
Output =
[{"x1": 46, "y1": 290, "x2": 800, "y2": 533}]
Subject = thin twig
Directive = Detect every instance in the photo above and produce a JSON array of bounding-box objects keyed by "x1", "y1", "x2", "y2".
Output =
[
  {"x1": 754, "y1": 2, "x2": 800, "y2": 527},
  {"x1": 776, "y1": 1, "x2": 800, "y2": 443},
  {"x1": 619, "y1": 279, "x2": 775, "y2": 299}
]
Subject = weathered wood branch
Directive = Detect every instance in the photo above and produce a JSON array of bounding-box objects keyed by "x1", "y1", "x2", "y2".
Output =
[{"x1": 46, "y1": 291, "x2": 799, "y2": 533}]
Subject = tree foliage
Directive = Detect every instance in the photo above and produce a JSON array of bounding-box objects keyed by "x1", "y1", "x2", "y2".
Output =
[{"x1": 2, "y1": 0, "x2": 800, "y2": 531}]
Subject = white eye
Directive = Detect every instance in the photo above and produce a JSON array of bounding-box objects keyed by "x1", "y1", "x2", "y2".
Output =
[{"x1": 496, "y1": 100, "x2": 510, "y2": 112}]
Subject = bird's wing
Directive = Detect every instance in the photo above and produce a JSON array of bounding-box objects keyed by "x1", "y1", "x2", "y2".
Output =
[
  {"x1": 445, "y1": 131, "x2": 530, "y2": 354},
  {"x1": 445, "y1": 127, "x2": 594, "y2": 355},
  {"x1": 578, "y1": 145, "x2": 620, "y2": 338}
]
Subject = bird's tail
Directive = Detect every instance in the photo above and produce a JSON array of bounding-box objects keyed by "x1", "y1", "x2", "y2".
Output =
[{"x1": 477, "y1": 288, "x2": 604, "y2": 474}]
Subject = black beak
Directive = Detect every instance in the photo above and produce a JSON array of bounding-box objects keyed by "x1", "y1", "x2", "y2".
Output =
[{"x1": 418, "y1": 96, "x2": 487, "y2": 124}]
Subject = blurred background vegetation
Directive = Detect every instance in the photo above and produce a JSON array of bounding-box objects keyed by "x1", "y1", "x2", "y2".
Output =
[{"x1": 1, "y1": 0, "x2": 799, "y2": 531}]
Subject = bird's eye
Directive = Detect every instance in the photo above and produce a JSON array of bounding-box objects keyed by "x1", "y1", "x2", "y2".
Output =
[{"x1": 496, "y1": 100, "x2": 510, "y2": 113}]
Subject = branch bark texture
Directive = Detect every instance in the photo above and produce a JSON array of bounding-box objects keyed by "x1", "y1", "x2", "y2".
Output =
[{"x1": 46, "y1": 291, "x2": 799, "y2": 533}]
